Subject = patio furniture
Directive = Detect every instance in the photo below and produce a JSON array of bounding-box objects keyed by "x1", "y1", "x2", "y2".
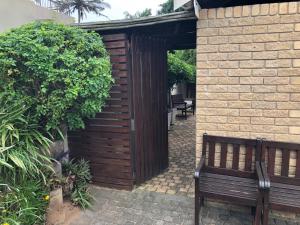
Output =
[
  {"x1": 260, "y1": 140, "x2": 300, "y2": 225},
  {"x1": 171, "y1": 94, "x2": 194, "y2": 119},
  {"x1": 195, "y1": 134, "x2": 265, "y2": 225}
]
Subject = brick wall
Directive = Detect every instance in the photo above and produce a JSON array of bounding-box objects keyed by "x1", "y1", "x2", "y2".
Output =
[{"x1": 196, "y1": 2, "x2": 300, "y2": 176}]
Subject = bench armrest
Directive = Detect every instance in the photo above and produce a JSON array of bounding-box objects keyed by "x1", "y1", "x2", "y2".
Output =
[
  {"x1": 173, "y1": 101, "x2": 187, "y2": 105},
  {"x1": 255, "y1": 161, "x2": 266, "y2": 190},
  {"x1": 260, "y1": 162, "x2": 270, "y2": 190},
  {"x1": 194, "y1": 156, "x2": 205, "y2": 179}
]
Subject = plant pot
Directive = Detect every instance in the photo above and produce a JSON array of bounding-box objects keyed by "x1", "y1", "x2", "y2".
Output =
[
  {"x1": 49, "y1": 124, "x2": 69, "y2": 162},
  {"x1": 171, "y1": 108, "x2": 177, "y2": 125},
  {"x1": 168, "y1": 112, "x2": 172, "y2": 131},
  {"x1": 46, "y1": 187, "x2": 65, "y2": 225}
]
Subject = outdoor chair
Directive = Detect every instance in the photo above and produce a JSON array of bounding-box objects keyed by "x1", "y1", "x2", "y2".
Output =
[
  {"x1": 195, "y1": 134, "x2": 265, "y2": 225},
  {"x1": 171, "y1": 94, "x2": 194, "y2": 119},
  {"x1": 260, "y1": 140, "x2": 300, "y2": 225}
]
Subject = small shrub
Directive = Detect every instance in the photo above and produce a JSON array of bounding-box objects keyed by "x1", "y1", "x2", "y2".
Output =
[
  {"x1": 62, "y1": 159, "x2": 92, "y2": 209},
  {"x1": 0, "y1": 94, "x2": 53, "y2": 183},
  {"x1": 0, "y1": 21, "x2": 113, "y2": 134},
  {"x1": 0, "y1": 179, "x2": 49, "y2": 225}
]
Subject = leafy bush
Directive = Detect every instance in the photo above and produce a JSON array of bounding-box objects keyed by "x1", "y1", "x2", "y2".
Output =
[
  {"x1": 0, "y1": 21, "x2": 113, "y2": 133},
  {"x1": 62, "y1": 159, "x2": 92, "y2": 209},
  {"x1": 0, "y1": 94, "x2": 53, "y2": 183},
  {"x1": 0, "y1": 179, "x2": 49, "y2": 225},
  {"x1": 167, "y1": 52, "x2": 196, "y2": 90}
]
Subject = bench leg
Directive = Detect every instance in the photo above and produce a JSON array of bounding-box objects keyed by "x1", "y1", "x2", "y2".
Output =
[
  {"x1": 262, "y1": 194, "x2": 269, "y2": 225},
  {"x1": 195, "y1": 195, "x2": 199, "y2": 225},
  {"x1": 254, "y1": 203, "x2": 262, "y2": 225},
  {"x1": 200, "y1": 196, "x2": 204, "y2": 207},
  {"x1": 195, "y1": 179, "x2": 200, "y2": 225},
  {"x1": 262, "y1": 205, "x2": 269, "y2": 225}
]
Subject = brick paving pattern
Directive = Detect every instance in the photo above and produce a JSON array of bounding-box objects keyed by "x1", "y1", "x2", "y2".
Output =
[
  {"x1": 138, "y1": 115, "x2": 196, "y2": 196},
  {"x1": 71, "y1": 186, "x2": 300, "y2": 225},
  {"x1": 70, "y1": 115, "x2": 300, "y2": 225}
]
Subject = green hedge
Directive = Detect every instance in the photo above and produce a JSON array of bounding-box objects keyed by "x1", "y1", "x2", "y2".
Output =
[
  {"x1": 0, "y1": 21, "x2": 113, "y2": 133},
  {"x1": 167, "y1": 52, "x2": 196, "y2": 89}
]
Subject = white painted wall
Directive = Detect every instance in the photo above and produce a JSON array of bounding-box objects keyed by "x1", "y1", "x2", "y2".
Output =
[
  {"x1": 171, "y1": 82, "x2": 187, "y2": 98},
  {"x1": 0, "y1": 0, "x2": 74, "y2": 33}
]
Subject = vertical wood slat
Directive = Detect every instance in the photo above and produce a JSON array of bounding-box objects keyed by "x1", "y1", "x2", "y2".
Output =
[
  {"x1": 132, "y1": 35, "x2": 143, "y2": 184},
  {"x1": 281, "y1": 149, "x2": 290, "y2": 177},
  {"x1": 268, "y1": 147, "x2": 276, "y2": 176},
  {"x1": 220, "y1": 143, "x2": 227, "y2": 168},
  {"x1": 232, "y1": 144, "x2": 240, "y2": 170},
  {"x1": 245, "y1": 145, "x2": 253, "y2": 171},
  {"x1": 296, "y1": 151, "x2": 300, "y2": 178},
  {"x1": 208, "y1": 142, "x2": 215, "y2": 167},
  {"x1": 131, "y1": 35, "x2": 168, "y2": 184},
  {"x1": 68, "y1": 33, "x2": 133, "y2": 190}
]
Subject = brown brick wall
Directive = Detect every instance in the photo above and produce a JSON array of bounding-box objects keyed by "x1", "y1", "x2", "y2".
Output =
[{"x1": 196, "y1": 2, "x2": 300, "y2": 177}]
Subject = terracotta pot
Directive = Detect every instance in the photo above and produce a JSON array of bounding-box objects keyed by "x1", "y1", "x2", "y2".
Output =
[{"x1": 46, "y1": 187, "x2": 65, "y2": 225}]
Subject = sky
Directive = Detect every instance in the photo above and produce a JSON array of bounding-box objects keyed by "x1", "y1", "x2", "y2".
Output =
[{"x1": 78, "y1": 0, "x2": 166, "y2": 23}]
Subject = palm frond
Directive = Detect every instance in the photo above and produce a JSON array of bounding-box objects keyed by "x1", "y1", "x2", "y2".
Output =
[{"x1": 52, "y1": 0, "x2": 110, "y2": 22}]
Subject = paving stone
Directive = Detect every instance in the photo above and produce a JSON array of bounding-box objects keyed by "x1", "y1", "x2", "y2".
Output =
[
  {"x1": 70, "y1": 115, "x2": 300, "y2": 225},
  {"x1": 137, "y1": 115, "x2": 196, "y2": 197}
]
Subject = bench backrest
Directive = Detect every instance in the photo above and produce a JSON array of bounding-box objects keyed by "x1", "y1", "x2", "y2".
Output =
[
  {"x1": 202, "y1": 134, "x2": 261, "y2": 179},
  {"x1": 262, "y1": 140, "x2": 300, "y2": 186},
  {"x1": 171, "y1": 94, "x2": 184, "y2": 104}
]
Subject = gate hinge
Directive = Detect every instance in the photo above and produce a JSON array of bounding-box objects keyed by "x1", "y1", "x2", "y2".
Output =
[
  {"x1": 127, "y1": 42, "x2": 131, "y2": 52},
  {"x1": 131, "y1": 119, "x2": 135, "y2": 131}
]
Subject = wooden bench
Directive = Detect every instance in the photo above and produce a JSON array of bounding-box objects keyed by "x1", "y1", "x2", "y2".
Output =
[
  {"x1": 260, "y1": 140, "x2": 300, "y2": 225},
  {"x1": 171, "y1": 94, "x2": 194, "y2": 119},
  {"x1": 195, "y1": 134, "x2": 265, "y2": 225}
]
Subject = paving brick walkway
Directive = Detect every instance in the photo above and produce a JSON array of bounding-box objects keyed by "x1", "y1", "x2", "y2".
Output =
[
  {"x1": 70, "y1": 186, "x2": 300, "y2": 225},
  {"x1": 138, "y1": 115, "x2": 196, "y2": 197},
  {"x1": 69, "y1": 114, "x2": 300, "y2": 225},
  {"x1": 70, "y1": 186, "x2": 250, "y2": 225}
]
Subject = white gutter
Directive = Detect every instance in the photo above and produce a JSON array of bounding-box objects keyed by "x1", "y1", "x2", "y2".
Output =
[
  {"x1": 174, "y1": 0, "x2": 191, "y2": 10},
  {"x1": 194, "y1": 0, "x2": 201, "y2": 19},
  {"x1": 174, "y1": 0, "x2": 201, "y2": 19}
]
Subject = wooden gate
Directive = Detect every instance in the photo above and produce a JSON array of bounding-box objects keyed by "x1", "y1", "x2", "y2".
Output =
[
  {"x1": 130, "y1": 35, "x2": 169, "y2": 185},
  {"x1": 68, "y1": 33, "x2": 134, "y2": 190}
]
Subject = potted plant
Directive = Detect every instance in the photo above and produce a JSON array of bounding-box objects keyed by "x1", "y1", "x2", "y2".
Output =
[
  {"x1": 168, "y1": 108, "x2": 172, "y2": 130},
  {"x1": 171, "y1": 107, "x2": 177, "y2": 125}
]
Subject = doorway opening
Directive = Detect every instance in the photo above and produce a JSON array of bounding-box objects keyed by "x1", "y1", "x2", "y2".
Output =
[{"x1": 137, "y1": 48, "x2": 196, "y2": 197}]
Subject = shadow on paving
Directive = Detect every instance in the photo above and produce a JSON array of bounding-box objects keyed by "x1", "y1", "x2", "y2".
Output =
[
  {"x1": 138, "y1": 114, "x2": 196, "y2": 196},
  {"x1": 69, "y1": 114, "x2": 300, "y2": 225},
  {"x1": 70, "y1": 186, "x2": 258, "y2": 225}
]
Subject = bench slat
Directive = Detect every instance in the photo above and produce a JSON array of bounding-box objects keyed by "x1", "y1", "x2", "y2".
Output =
[
  {"x1": 220, "y1": 143, "x2": 227, "y2": 168},
  {"x1": 296, "y1": 151, "x2": 300, "y2": 178},
  {"x1": 245, "y1": 145, "x2": 253, "y2": 171},
  {"x1": 267, "y1": 147, "x2": 276, "y2": 176},
  {"x1": 281, "y1": 149, "x2": 290, "y2": 177},
  {"x1": 232, "y1": 144, "x2": 240, "y2": 170},
  {"x1": 208, "y1": 142, "x2": 215, "y2": 167},
  {"x1": 199, "y1": 173, "x2": 257, "y2": 205}
]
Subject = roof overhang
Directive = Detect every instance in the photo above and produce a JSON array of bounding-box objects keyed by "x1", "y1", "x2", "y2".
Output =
[
  {"x1": 78, "y1": 11, "x2": 195, "y2": 31},
  {"x1": 197, "y1": 0, "x2": 297, "y2": 8},
  {"x1": 78, "y1": 11, "x2": 197, "y2": 50}
]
